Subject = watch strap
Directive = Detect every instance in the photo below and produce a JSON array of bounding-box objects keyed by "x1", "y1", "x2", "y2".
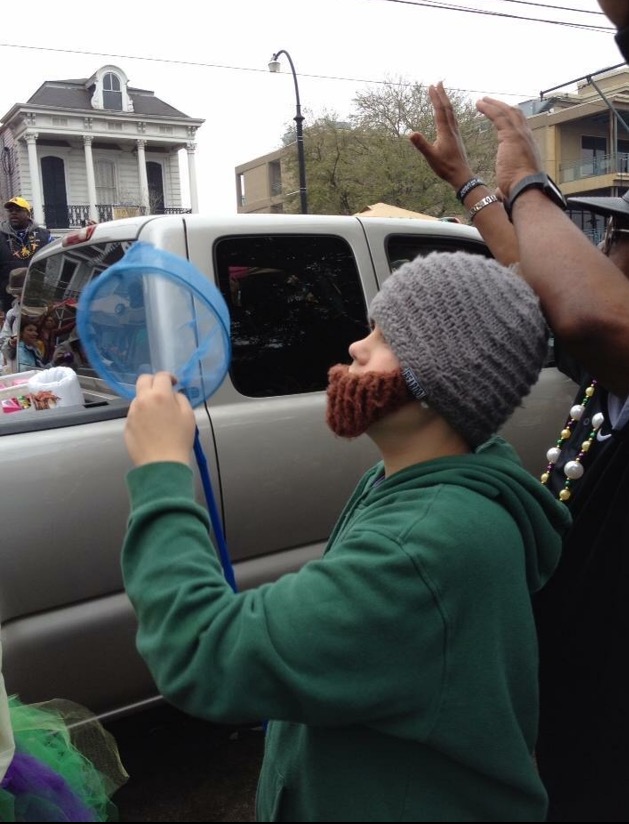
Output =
[{"x1": 505, "y1": 173, "x2": 565, "y2": 222}]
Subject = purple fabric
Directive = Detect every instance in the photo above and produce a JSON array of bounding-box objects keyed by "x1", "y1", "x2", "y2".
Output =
[{"x1": 1, "y1": 751, "x2": 96, "y2": 822}]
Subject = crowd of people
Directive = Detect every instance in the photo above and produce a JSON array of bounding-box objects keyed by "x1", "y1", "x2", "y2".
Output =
[
  {"x1": 0, "y1": 304, "x2": 80, "y2": 373},
  {"x1": 0, "y1": 1, "x2": 627, "y2": 820},
  {"x1": 0, "y1": 265, "x2": 83, "y2": 374}
]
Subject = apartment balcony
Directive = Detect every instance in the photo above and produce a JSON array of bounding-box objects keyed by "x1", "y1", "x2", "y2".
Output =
[
  {"x1": 559, "y1": 153, "x2": 629, "y2": 184},
  {"x1": 43, "y1": 203, "x2": 192, "y2": 230}
]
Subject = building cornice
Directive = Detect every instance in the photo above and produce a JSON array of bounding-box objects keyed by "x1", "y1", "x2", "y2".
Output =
[{"x1": 1, "y1": 102, "x2": 204, "y2": 128}]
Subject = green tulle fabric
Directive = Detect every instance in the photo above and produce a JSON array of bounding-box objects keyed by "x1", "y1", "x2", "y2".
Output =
[{"x1": 0, "y1": 696, "x2": 128, "y2": 822}]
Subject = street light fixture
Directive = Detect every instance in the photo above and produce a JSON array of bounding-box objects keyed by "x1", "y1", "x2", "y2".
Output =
[{"x1": 268, "y1": 50, "x2": 308, "y2": 214}]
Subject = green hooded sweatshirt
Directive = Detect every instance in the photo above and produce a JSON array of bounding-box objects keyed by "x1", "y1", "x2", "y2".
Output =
[{"x1": 122, "y1": 436, "x2": 570, "y2": 822}]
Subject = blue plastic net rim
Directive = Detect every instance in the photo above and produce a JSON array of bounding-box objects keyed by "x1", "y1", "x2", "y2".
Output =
[{"x1": 76, "y1": 243, "x2": 231, "y2": 404}]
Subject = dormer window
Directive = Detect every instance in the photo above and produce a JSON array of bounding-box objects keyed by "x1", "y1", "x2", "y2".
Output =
[
  {"x1": 103, "y1": 72, "x2": 122, "y2": 110},
  {"x1": 89, "y1": 65, "x2": 133, "y2": 113}
]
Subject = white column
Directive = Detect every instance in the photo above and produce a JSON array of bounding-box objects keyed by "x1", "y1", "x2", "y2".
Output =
[
  {"x1": 136, "y1": 139, "x2": 150, "y2": 213},
  {"x1": 25, "y1": 133, "x2": 44, "y2": 225},
  {"x1": 83, "y1": 135, "x2": 98, "y2": 222},
  {"x1": 186, "y1": 142, "x2": 199, "y2": 213}
]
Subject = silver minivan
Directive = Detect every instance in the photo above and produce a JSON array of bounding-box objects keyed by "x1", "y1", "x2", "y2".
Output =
[{"x1": 0, "y1": 213, "x2": 577, "y2": 721}]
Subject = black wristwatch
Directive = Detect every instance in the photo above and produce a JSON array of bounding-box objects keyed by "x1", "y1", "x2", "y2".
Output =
[{"x1": 504, "y1": 173, "x2": 567, "y2": 222}]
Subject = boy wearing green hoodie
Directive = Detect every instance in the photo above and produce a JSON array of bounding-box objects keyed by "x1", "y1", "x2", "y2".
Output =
[{"x1": 121, "y1": 250, "x2": 570, "y2": 822}]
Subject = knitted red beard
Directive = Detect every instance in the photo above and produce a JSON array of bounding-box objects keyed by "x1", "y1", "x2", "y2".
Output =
[{"x1": 326, "y1": 364, "x2": 414, "y2": 439}]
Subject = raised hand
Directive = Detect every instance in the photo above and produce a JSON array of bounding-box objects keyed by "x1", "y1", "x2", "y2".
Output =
[
  {"x1": 409, "y1": 82, "x2": 474, "y2": 190},
  {"x1": 475, "y1": 97, "x2": 542, "y2": 199}
]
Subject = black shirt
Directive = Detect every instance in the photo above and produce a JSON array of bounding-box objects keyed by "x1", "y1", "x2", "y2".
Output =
[{"x1": 533, "y1": 347, "x2": 629, "y2": 821}]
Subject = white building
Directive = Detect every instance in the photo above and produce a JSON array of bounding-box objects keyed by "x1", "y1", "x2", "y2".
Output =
[{"x1": 0, "y1": 64, "x2": 204, "y2": 231}]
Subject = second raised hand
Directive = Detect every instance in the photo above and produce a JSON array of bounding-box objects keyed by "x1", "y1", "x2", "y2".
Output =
[
  {"x1": 409, "y1": 82, "x2": 474, "y2": 190},
  {"x1": 475, "y1": 97, "x2": 542, "y2": 198}
]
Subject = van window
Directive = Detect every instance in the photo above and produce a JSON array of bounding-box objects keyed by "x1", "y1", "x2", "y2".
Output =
[
  {"x1": 20, "y1": 241, "x2": 132, "y2": 376},
  {"x1": 215, "y1": 234, "x2": 369, "y2": 397},
  {"x1": 386, "y1": 234, "x2": 491, "y2": 271}
]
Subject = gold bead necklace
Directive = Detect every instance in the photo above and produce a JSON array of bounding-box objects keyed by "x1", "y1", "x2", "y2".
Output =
[{"x1": 540, "y1": 378, "x2": 604, "y2": 502}]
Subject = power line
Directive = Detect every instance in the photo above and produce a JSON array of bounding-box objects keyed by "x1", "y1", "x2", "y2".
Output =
[
  {"x1": 0, "y1": 0, "x2": 616, "y2": 108},
  {"x1": 374, "y1": 0, "x2": 612, "y2": 31},
  {"x1": 0, "y1": 41, "x2": 536, "y2": 100},
  {"x1": 497, "y1": 0, "x2": 604, "y2": 13}
]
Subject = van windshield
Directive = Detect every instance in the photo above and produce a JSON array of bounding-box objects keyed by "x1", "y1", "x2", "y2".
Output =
[{"x1": 17, "y1": 241, "x2": 134, "y2": 377}]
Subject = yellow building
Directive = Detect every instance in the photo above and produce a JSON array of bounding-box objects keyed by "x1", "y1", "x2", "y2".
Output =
[
  {"x1": 235, "y1": 148, "x2": 286, "y2": 214},
  {"x1": 510, "y1": 67, "x2": 629, "y2": 243}
]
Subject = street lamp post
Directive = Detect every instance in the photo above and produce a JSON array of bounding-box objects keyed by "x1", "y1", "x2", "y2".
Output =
[{"x1": 268, "y1": 50, "x2": 308, "y2": 214}]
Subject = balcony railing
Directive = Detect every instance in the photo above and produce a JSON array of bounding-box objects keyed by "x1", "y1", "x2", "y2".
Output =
[
  {"x1": 44, "y1": 203, "x2": 192, "y2": 229},
  {"x1": 559, "y1": 153, "x2": 629, "y2": 184}
]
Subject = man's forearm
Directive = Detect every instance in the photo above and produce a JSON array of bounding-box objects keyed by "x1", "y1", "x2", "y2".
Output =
[{"x1": 511, "y1": 191, "x2": 629, "y2": 395}]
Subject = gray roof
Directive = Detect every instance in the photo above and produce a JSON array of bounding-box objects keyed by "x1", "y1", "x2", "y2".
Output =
[{"x1": 27, "y1": 78, "x2": 191, "y2": 119}]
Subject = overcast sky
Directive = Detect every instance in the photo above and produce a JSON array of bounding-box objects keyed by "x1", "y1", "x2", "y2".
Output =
[{"x1": 0, "y1": 0, "x2": 621, "y2": 214}]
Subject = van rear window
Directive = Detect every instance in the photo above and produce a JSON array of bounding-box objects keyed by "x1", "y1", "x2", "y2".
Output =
[
  {"x1": 18, "y1": 241, "x2": 133, "y2": 377},
  {"x1": 386, "y1": 234, "x2": 491, "y2": 271}
]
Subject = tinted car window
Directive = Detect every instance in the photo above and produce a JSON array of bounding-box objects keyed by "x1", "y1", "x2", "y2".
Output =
[
  {"x1": 386, "y1": 233, "x2": 491, "y2": 271},
  {"x1": 216, "y1": 234, "x2": 369, "y2": 397}
]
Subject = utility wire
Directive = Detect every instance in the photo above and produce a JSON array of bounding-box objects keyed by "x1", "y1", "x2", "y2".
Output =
[
  {"x1": 497, "y1": 0, "x2": 604, "y2": 14},
  {"x1": 374, "y1": 0, "x2": 612, "y2": 31},
  {"x1": 0, "y1": 41, "x2": 537, "y2": 99},
  {"x1": 0, "y1": 0, "x2": 615, "y2": 105}
]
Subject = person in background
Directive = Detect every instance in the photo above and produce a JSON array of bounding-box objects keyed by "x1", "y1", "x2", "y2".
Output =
[
  {"x1": 120, "y1": 250, "x2": 569, "y2": 822},
  {"x1": 17, "y1": 319, "x2": 46, "y2": 370},
  {"x1": 410, "y1": 78, "x2": 629, "y2": 822},
  {"x1": 0, "y1": 198, "x2": 53, "y2": 313},
  {"x1": 0, "y1": 268, "x2": 27, "y2": 373},
  {"x1": 0, "y1": 310, "x2": 5, "y2": 370},
  {"x1": 36, "y1": 312, "x2": 58, "y2": 364},
  {"x1": 0, "y1": 268, "x2": 26, "y2": 341},
  {"x1": 52, "y1": 327, "x2": 89, "y2": 371}
]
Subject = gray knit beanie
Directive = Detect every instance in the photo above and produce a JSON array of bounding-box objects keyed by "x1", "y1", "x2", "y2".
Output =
[{"x1": 369, "y1": 251, "x2": 549, "y2": 447}]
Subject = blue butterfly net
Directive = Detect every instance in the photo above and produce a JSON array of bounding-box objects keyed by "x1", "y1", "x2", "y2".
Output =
[{"x1": 77, "y1": 242, "x2": 231, "y2": 406}]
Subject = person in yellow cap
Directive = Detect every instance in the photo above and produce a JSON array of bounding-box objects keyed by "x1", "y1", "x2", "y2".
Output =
[{"x1": 0, "y1": 197, "x2": 53, "y2": 312}]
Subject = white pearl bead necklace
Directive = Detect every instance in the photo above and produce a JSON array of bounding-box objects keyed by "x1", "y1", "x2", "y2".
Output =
[{"x1": 541, "y1": 379, "x2": 602, "y2": 502}]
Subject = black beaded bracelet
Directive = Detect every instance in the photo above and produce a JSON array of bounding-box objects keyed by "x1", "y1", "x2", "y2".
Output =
[{"x1": 456, "y1": 177, "x2": 485, "y2": 203}]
